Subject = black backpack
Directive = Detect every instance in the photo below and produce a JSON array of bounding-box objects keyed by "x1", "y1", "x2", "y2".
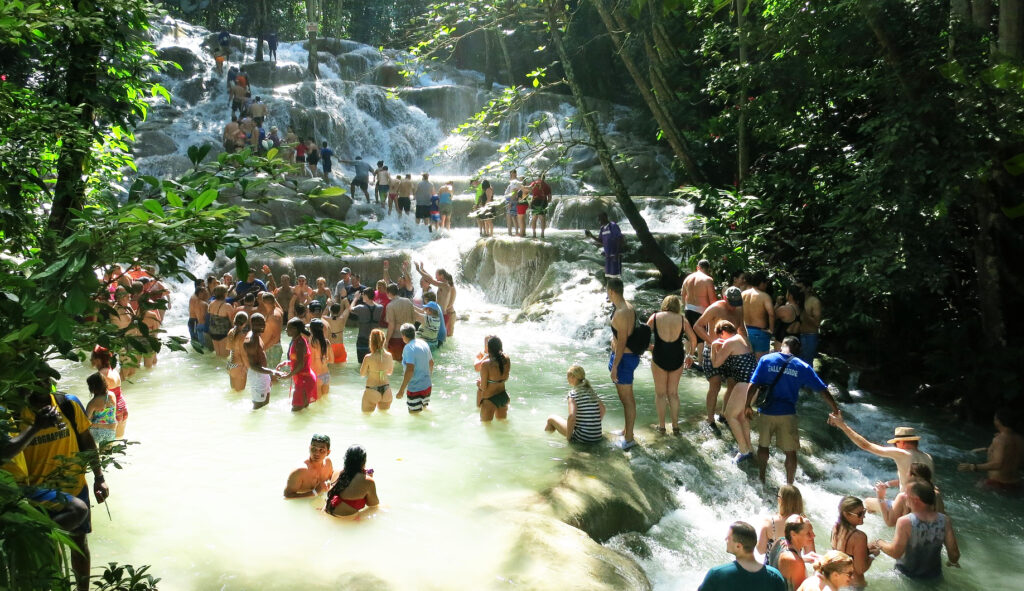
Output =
[{"x1": 625, "y1": 314, "x2": 652, "y2": 355}]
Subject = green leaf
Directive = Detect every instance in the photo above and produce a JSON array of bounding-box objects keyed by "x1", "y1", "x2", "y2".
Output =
[
  {"x1": 142, "y1": 199, "x2": 164, "y2": 216},
  {"x1": 193, "y1": 188, "x2": 218, "y2": 210}
]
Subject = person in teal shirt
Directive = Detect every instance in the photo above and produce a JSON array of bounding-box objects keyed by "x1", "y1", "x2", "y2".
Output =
[{"x1": 700, "y1": 522, "x2": 786, "y2": 591}]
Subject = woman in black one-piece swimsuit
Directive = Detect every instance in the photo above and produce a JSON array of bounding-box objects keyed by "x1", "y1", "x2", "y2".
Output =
[{"x1": 646, "y1": 295, "x2": 697, "y2": 435}]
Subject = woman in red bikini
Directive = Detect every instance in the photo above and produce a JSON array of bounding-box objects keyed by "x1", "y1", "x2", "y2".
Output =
[
  {"x1": 325, "y1": 445, "x2": 379, "y2": 517},
  {"x1": 91, "y1": 346, "x2": 127, "y2": 438},
  {"x1": 277, "y1": 318, "x2": 318, "y2": 412}
]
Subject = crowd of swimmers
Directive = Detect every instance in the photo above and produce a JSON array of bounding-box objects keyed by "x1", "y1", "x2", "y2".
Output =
[{"x1": 4, "y1": 216, "x2": 1023, "y2": 589}]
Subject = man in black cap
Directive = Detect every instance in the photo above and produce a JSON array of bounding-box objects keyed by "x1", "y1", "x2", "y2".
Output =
[{"x1": 693, "y1": 286, "x2": 748, "y2": 435}]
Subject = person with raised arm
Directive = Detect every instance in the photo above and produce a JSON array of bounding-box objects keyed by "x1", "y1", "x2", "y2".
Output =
[
  {"x1": 957, "y1": 408, "x2": 1023, "y2": 493},
  {"x1": 416, "y1": 262, "x2": 457, "y2": 336},
  {"x1": 871, "y1": 481, "x2": 960, "y2": 580}
]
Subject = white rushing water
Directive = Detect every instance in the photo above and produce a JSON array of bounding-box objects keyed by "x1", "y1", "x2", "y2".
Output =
[{"x1": 56, "y1": 17, "x2": 1023, "y2": 591}]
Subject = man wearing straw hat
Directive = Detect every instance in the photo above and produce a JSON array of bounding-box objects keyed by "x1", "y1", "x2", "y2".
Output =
[{"x1": 828, "y1": 412, "x2": 934, "y2": 513}]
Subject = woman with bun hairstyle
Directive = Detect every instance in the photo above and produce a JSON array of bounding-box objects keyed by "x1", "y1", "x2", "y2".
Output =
[{"x1": 796, "y1": 550, "x2": 855, "y2": 591}]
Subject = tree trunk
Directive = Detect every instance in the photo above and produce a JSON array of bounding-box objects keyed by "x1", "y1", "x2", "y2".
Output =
[
  {"x1": 496, "y1": 29, "x2": 515, "y2": 86},
  {"x1": 306, "y1": 0, "x2": 320, "y2": 78},
  {"x1": 49, "y1": 4, "x2": 101, "y2": 246},
  {"x1": 592, "y1": 0, "x2": 704, "y2": 184},
  {"x1": 254, "y1": 0, "x2": 266, "y2": 62},
  {"x1": 548, "y1": 3, "x2": 682, "y2": 289},
  {"x1": 609, "y1": 7, "x2": 673, "y2": 111},
  {"x1": 998, "y1": 0, "x2": 1024, "y2": 60},
  {"x1": 206, "y1": 0, "x2": 220, "y2": 31},
  {"x1": 973, "y1": 0, "x2": 994, "y2": 30},
  {"x1": 484, "y1": 29, "x2": 497, "y2": 89},
  {"x1": 736, "y1": 0, "x2": 750, "y2": 185},
  {"x1": 336, "y1": 0, "x2": 346, "y2": 38}
]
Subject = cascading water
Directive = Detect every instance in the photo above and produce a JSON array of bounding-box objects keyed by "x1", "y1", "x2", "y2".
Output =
[{"x1": 55, "y1": 18, "x2": 1023, "y2": 591}]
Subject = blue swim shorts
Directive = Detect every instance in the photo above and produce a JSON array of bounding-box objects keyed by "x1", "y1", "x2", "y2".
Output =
[
  {"x1": 747, "y1": 326, "x2": 771, "y2": 353},
  {"x1": 609, "y1": 352, "x2": 641, "y2": 385}
]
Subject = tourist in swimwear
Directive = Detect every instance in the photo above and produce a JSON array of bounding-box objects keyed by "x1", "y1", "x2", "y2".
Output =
[
  {"x1": 477, "y1": 336, "x2": 510, "y2": 421},
  {"x1": 711, "y1": 320, "x2": 757, "y2": 462},
  {"x1": 274, "y1": 274, "x2": 294, "y2": 322},
  {"x1": 438, "y1": 180, "x2": 454, "y2": 229},
  {"x1": 325, "y1": 302, "x2": 350, "y2": 364},
  {"x1": 795, "y1": 279, "x2": 823, "y2": 364},
  {"x1": 292, "y1": 302, "x2": 311, "y2": 326},
  {"x1": 699, "y1": 521, "x2": 786, "y2": 590},
  {"x1": 325, "y1": 444, "x2": 379, "y2": 517},
  {"x1": 870, "y1": 481, "x2": 960, "y2": 579},
  {"x1": 515, "y1": 176, "x2": 529, "y2": 237},
  {"x1": 416, "y1": 291, "x2": 446, "y2": 349},
  {"x1": 694, "y1": 286, "x2": 747, "y2": 436},
  {"x1": 758, "y1": 485, "x2": 815, "y2": 557},
  {"x1": 308, "y1": 300, "x2": 325, "y2": 321},
  {"x1": 309, "y1": 319, "x2": 334, "y2": 398},
  {"x1": 284, "y1": 434, "x2": 334, "y2": 498},
  {"x1": 351, "y1": 290, "x2": 383, "y2": 363},
  {"x1": 876, "y1": 463, "x2": 945, "y2": 526},
  {"x1": 226, "y1": 311, "x2": 249, "y2": 391},
  {"x1": 90, "y1": 346, "x2": 127, "y2": 439},
  {"x1": 208, "y1": 285, "x2": 235, "y2": 357},
  {"x1": 396, "y1": 323, "x2": 433, "y2": 413},
  {"x1": 417, "y1": 263, "x2": 456, "y2": 336},
  {"x1": 827, "y1": 414, "x2": 934, "y2": 513},
  {"x1": 188, "y1": 284, "x2": 210, "y2": 352},
  {"x1": 829, "y1": 496, "x2": 875, "y2": 589},
  {"x1": 646, "y1": 295, "x2": 696, "y2": 435},
  {"x1": 607, "y1": 277, "x2": 643, "y2": 449},
  {"x1": 359, "y1": 329, "x2": 394, "y2": 412},
  {"x1": 529, "y1": 174, "x2": 552, "y2": 238},
  {"x1": 681, "y1": 259, "x2": 716, "y2": 362},
  {"x1": 773, "y1": 286, "x2": 803, "y2": 351},
  {"x1": 545, "y1": 365, "x2": 605, "y2": 443},
  {"x1": 958, "y1": 408, "x2": 1023, "y2": 493},
  {"x1": 313, "y1": 276, "x2": 333, "y2": 308},
  {"x1": 384, "y1": 284, "x2": 418, "y2": 360},
  {"x1": 479, "y1": 180, "x2": 495, "y2": 236},
  {"x1": 243, "y1": 313, "x2": 282, "y2": 410},
  {"x1": 259, "y1": 292, "x2": 284, "y2": 367},
  {"x1": 796, "y1": 551, "x2": 855, "y2": 591},
  {"x1": 742, "y1": 271, "x2": 775, "y2": 359},
  {"x1": 85, "y1": 373, "x2": 117, "y2": 446},
  {"x1": 774, "y1": 515, "x2": 816, "y2": 590},
  {"x1": 278, "y1": 318, "x2": 318, "y2": 412}
]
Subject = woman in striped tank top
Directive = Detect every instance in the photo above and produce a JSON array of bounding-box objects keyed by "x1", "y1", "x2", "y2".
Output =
[{"x1": 545, "y1": 365, "x2": 605, "y2": 443}]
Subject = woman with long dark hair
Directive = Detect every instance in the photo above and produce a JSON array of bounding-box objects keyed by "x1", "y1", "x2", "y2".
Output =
[
  {"x1": 830, "y1": 496, "x2": 875, "y2": 589},
  {"x1": 309, "y1": 319, "x2": 333, "y2": 398},
  {"x1": 774, "y1": 285, "x2": 804, "y2": 350},
  {"x1": 226, "y1": 311, "x2": 249, "y2": 392},
  {"x1": 325, "y1": 445, "x2": 379, "y2": 517},
  {"x1": 278, "y1": 318, "x2": 318, "y2": 411},
  {"x1": 477, "y1": 336, "x2": 511, "y2": 421}
]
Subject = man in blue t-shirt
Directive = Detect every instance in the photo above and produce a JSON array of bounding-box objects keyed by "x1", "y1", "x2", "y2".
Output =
[
  {"x1": 396, "y1": 323, "x2": 434, "y2": 413},
  {"x1": 700, "y1": 521, "x2": 786, "y2": 591},
  {"x1": 233, "y1": 270, "x2": 268, "y2": 303},
  {"x1": 746, "y1": 336, "x2": 839, "y2": 484},
  {"x1": 319, "y1": 142, "x2": 333, "y2": 181},
  {"x1": 341, "y1": 156, "x2": 374, "y2": 202}
]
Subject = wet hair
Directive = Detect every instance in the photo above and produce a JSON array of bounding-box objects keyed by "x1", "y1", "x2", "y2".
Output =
[
  {"x1": 91, "y1": 345, "x2": 115, "y2": 369},
  {"x1": 487, "y1": 336, "x2": 506, "y2": 376},
  {"x1": 243, "y1": 292, "x2": 256, "y2": 304},
  {"x1": 909, "y1": 480, "x2": 936, "y2": 505},
  {"x1": 422, "y1": 172, "x2": 429, "y2": 180},
  {"x1": 383, "y1": 165, "x2": 388, "y2": 171},
  {"x1": 233, "y1": 311, "x2": 249, "y2": 327},
  {"x1": 309, "y1": 300, "x2": 323, "y2": 312},
  {"x1": 437, "y1": 269, "x2": 453, "y2": 285},
  {"x1": 87, "y1": 372, "x2": 107, "y2": 396},
  {"x1": 309, "y1": 319, "x2": 329, "y2": 362},
  {"x1": 729, "y1": 521, "x2": 758, "y2": 553},
  {"x1": 310, "y1": 433, "x2": 330, "y2": 448},
  {"x1": 909, "y1": 462, "x2": 933, "y2": 484},
  {"x1": 697, "y1": 259, "x2": 711, "y2": 272},
  {"x1": 294, "y1": 302, "x2": 307, "y2": 317},
  {"x1": 261, "y1": 292, "x2": 277, "y2": 304},
  {"x1": 377, "y1": 160, "x2": 384, "y2": 167},
  {"x1": 606, "y1": 277, "x2": 624, "y2": 295},
  {"x1": 325, "y1": 444, "x2": 368, "y2": 514},
  {"x1": 660, "y1": 295, "x2": 681, "y2": 313},
  {"x1": 287, "y1": 317, "x2": 310, "y2": 336},
  {"x1": 316, "y1": 276, "x2": 327, "y2": 287},
  {"x1": 784, "y1": 514, "x2": 811, "y2": 543},
  {"x1": 375, "y1": 279, "x2": 387, "y2": 293},
  {"x1": 297, "y1": 275, "x2": 307, "y2": 283},
  {"x1": 481, "y1": 180, "x2": 491, "y2": 190},
  {"x1": 322, "y1": 141, "x2": 328, "y2": 148},
  {"x1": 369, "y1": 328, "x2": 386, "y2": 355},
  {"x1": 714, "y1": 319, "x2": 737, "y2": 335},
  {"x1": 731, "y1": 270, "x2": 747, "y2": 284},
  {"x1": 782, "y1": 335, "x2": 802, "y2": 356},
  {"x1": 130, "y1": 281, "x2": 144, "y2": 295},
  {"x1": 748, "y1": 270, "x2": 767, "y2": 287},
  {"x1": 249, "y1": 312, "x2": 266, "y2": 326},
  {"x1": 213, "y1": 285, "x2": 228, "y2": 299},
  {"x1": 778, "y1": 484, "x2": 804, "y2": 517},
  {"x1": 423, "y1": 291, "x2": 436, "y2": 303},
  {"x1": 386, "y1": 284, "x2": 399, "y2": 297},
  {"x1": 400, "y1": 323, "x2": 416, "y2": 340},
  {"x1": 330, "y1": 303, "x2": 341, "y2": 315},
  {"x1": 786, "y1": 284, "x2": 805, "y2": 308},
  {"x1": 831, "y1": 496, "x2": 863, "y2": 552}
]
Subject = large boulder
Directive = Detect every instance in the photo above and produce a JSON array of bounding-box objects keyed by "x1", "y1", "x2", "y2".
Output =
[
  {"x1": 177, "y1": 77, "x2": 208, "y2": 105},
  {"x1": 308, "y1": 37, "x2": 366, "y2": 56},
  {"x1": 132, "y1": 130, "x2": 178, "y2": 158},
  {"x1": 461, "y1": 237, "x2": 562, "y2": 306},
  {"x1": 242, "y1": 61, "x2": 306, "y2": 88},
  {"x1": 158, "y1": 46, "x2": 201, "y2": 79},
  {"x1": 371, "y1": 62, "x2": 406, "y2": 87},
  {"x1": 549, "y1": 196, "x2": 622, "y2": 229},
  {"x1": 337, "y1": 53, "x2": 372, "y2": 79},
  {"x1": 398, "y1": 86, "x2": 488, "y2": 131}
]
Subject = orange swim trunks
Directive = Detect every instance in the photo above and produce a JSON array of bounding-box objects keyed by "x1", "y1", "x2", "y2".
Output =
[{"x1": 331, "y1": 342, "x2": 347, "y2": 363}]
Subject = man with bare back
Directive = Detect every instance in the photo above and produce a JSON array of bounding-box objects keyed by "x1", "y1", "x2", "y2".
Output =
[
  {"x1": 693, "y1": 286, "x2": 748, "y2": 435},
  {"x1": 385, "y1": 287, "x2": 420, "y2": 362},
  {"x1": 742, "y1": 271, "x2": 775, "y2": 359},
  {"x1": 682, "y1": 259, "x2": 718, "y2": 361},
  {"x1": 259, "y1": 293, "x2": 284, "y2": 367},
  {"x1": 243, "y1": 313, "x2": 281, "y2": 410},
  {"x1": 284, "y1": 434, "x2": 334, "y2": 498}
]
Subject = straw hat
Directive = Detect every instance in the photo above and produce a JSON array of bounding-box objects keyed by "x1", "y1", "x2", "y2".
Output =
[{"x1": 887, "y1": 426, "x2": 921, "y2": 444}]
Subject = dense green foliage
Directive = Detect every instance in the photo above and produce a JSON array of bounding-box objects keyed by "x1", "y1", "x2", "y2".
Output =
[{"x1": 0, "y1": 1, "x2": 376, "y2": 588}]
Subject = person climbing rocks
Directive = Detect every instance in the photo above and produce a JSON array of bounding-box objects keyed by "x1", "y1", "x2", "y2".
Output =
[
  {"x1": 249, "y1": 96, "x2": 267, "y2": 127},
  {"x1": 320, "y1": 141, "x2": 334, "y2": 181},
  {"x1": 414, "y1": 172, "x2": 435, "y2": 227},
  {"x1": 340, "y1": 156, "x2": 374, "y2": 202},
  {"x1": 693, "y1": 286, "x2": 748, "y2": 435},
  {"x1": 267, "y1": 32, "x2": 278, "y2": 61},
  {"x1": 223, "y1": 116, "x2": 240, "y2": 152},
  {"x1": 229, "y1": 81, "x2": 247, "y2": 118},
  {"x1": 374, "y1": 160, "x2": 390, "y2": 205}
]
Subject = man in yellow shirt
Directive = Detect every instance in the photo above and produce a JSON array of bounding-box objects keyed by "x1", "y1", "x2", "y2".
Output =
[{"x1": 18, "y1": 377, "x2": 111, "y2": 591}]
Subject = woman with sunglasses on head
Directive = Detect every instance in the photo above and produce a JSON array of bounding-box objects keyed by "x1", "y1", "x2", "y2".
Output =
[
  {"x1": 796, "y1": 550, "x2": 856, "y2": 591},
  {"x1": 830, "y1": 496, "x2": 876, "y2": 589}
]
